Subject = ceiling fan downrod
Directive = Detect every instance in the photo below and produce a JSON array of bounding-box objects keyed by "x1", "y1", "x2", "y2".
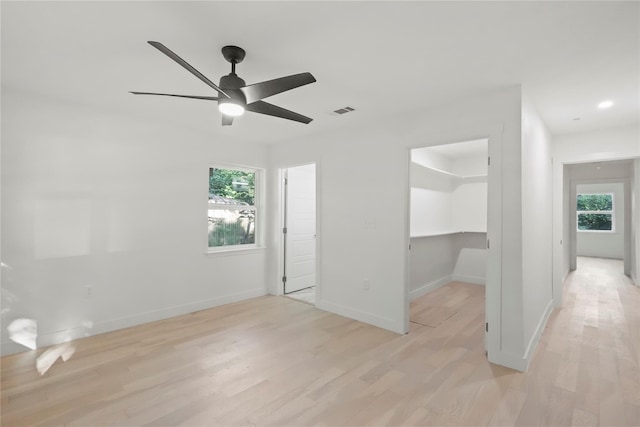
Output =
[{"x1": 222, "y1": 45, "x2": 246, "y2": 76}]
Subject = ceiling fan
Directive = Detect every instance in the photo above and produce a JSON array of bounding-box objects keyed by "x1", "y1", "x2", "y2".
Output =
[{"x1": 130, "y1": 41, "x2": 316, "y2": 126}]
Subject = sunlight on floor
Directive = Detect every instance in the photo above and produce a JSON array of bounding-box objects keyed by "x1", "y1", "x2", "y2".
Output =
[{"x1": 36, "y1": 342, "x2": 77, "y2": 375}]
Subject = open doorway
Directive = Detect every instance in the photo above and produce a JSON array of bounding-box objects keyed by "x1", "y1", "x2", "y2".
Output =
[
  {"x1": 575, "y1": 183, "x2": 625, "y2": 264},
  {"x1": 408, "y1": 139, "x2": 489, "y2": 349},
  {"x1": 281, "y1": 163, "x2": 317, "y2": 305},
  {"x1": 565, "y1": 160, "x2": 634, "y2": 277}
]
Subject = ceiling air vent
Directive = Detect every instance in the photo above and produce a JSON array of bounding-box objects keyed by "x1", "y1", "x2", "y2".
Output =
[{"x1": 333, "y1": 106, "x2": 355, "y2": 115}]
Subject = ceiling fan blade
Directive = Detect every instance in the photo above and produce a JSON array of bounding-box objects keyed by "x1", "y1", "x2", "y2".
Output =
[
  {"x1": 129, "y1": 91, "x2": 219, "y2": 101},
  {"x1": 222, "y1": 115, "x2": 234, "y2": 126},
  {"x1": 147, "y1": 41, "x2": 230, "y2": 99},
  {"x1": 246, "y1": 101, "x2": 312, "y2": 124},
  {"x1": 240, "y1": 72, "x2": 316, "y2": 104}
]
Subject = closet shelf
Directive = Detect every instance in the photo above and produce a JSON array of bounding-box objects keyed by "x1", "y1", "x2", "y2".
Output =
[
  {"x1": 411, "y1": 230, "x2": 487, "y2": 238},
  {"x1": 414, "y1": 163, "x2": 487, "y2": 180}
]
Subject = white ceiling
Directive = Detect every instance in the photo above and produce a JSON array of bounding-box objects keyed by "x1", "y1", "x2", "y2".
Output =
[{"x1": 2, "y1": 1, "x2": 638, "y2": 145}]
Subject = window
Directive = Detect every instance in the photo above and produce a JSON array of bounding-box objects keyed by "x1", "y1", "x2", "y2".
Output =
[
  {"x1": 577, "y1": 193, "x2": 614, "y2": 232},
  {"x1": 208, "y1": 167, "x2": 259, "y2": 249}
]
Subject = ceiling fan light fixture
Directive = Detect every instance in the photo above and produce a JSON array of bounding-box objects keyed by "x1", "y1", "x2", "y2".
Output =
[{"x1": 218, "y1": 101, "x2": 245, "y2": 117}]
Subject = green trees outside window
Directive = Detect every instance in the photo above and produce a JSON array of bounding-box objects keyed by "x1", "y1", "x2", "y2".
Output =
[
  {"x1": 577, "y1": 193, "x2": 614, "y2": 231},
  {"x1": 208, "y1": 168, "x2": 257, "y2": 247}
]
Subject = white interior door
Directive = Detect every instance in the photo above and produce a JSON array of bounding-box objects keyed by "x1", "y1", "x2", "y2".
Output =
[{"x1": 284, "y1": 164, "x2": 316, "y2": 294}]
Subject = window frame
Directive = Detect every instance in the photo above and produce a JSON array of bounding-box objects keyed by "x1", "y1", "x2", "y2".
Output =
[
  {"x1": 576, "y1": 192, "x2": 615, "y2": 233},
  {"x1": 207, "y1": 164, "x2": 263, "y2": 253}
]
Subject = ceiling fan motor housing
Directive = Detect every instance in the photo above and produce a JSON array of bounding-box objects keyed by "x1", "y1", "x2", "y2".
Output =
[
  {"x1": 219, "y1": 74, "x2": 247, "y2": 106},
  {"x1": 219, "y1": 74, "x2": 246, "y2": 90}
]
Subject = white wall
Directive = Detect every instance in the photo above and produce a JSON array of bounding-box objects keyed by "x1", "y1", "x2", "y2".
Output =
[
  {"x1": 410, "y1": 163, "x2": 454, "y2": 235},
  {"x1": 409, "y1": 235, "x2": 456, "y2": 297},
  {"x1": 552, "y1": 124, "x2": 640, "y2": 305},
  {"x1": 576, "y1": 183, "x2": 625, "y2": 259},
  {"x1": 269, "y1": 129, "x2": 410, "y2": 333},
  {"x1": 632, "y1": 160, "x2": 640, "y2": 284},
  {"x1": 410, "y1": 232, "x2": 486, "y2": 299},
  {"x1": 451, "y1": 155, "x2": 488, "y2": 176},
  {"x1": 1, "y1": 89, "x2": 270, "y2": 355},
  {"x1": 270, "y1": 86, "x2": 531, "y2": 370},
  {"x1": 452, "y1": 155, "x2": 488, "y2": 233},
  {"x1": 410, "y1": 152, "x2": 487, "y2": 235},
  {"x1": 452, "y1": 179, "x2": 487, "y2": 232},
  {"x1": 452, "y1": 247, "x2": 487, "y2": 285},
  {"x1": 521, "y1": 93, "x2": 554, "y2": 368}
]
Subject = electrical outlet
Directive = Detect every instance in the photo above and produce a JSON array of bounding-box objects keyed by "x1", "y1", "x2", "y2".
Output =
[
  {"x1": 363, "y1": 279, "x2": 370, "y2": 290},
  {"x1": 85, "y1": 285, "x2": 93, "y2": 296}
]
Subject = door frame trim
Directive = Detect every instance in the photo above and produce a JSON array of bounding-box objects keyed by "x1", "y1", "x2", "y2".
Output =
[{"x1": 276, "y1": 162, "x2": 320, "y2": 302}]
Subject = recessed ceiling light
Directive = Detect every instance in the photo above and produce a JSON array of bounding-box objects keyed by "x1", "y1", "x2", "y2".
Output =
[{"x1": 598, "y1": 100, "x2": 613, "y2": 109}]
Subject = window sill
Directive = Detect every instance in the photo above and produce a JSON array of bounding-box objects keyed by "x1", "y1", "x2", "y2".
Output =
[{"x1": 205, "y1": 246, "x2": 265, "y2": 257}]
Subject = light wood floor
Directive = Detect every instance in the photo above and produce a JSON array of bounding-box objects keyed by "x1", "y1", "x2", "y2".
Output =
[{"x1": 1, "y1": 257, "x2": 638, "y2": 426}]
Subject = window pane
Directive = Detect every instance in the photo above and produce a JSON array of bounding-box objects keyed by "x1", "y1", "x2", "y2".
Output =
[
  {"x1": 208, "y1": 209, "x2": 255, "y2": 247},
  {"x1": 578, "y1": 213, "x2": 612, "y2": 231},
  {"x1": 209, "y1": 168, "x2": 255, "y2": 206},
  {"x1": 577, "y1": 194, "x2": 612, "y2": 211}
]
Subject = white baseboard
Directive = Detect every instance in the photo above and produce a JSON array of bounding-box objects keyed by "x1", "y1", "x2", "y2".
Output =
[
  {"x1": 1, "y1": 288, "x2": 267, "y2": 357},
  {"x1": 316, "y1": 299, "x2": 404, "y2": 334},
  {"x1": 488, "y1": 350, "x2": 526, "y2": 372},
  {"x1": 553, "y1": 269, "x2": 571, "y2": 308},
  {"x1": 409, "y1": 275, "x2": 452, "y2": 300},
  {"x1": 488, "y1": 300, "x2": 554, "y2": 373},
  {"x1": 0, "y1": 341, "x2": 32, "y2": 357},
  {"x1": 576, "y1": 253, "x2": 624, "y2": 260},
  {"x1": 451, "y1": 274, "x2": 486, "y2": 285},
  {"x1": 523, "y1": 299, "x2": 554, "y2": 371}
]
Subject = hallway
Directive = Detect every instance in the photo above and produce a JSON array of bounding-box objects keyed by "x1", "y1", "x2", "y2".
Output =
[{"x1": 532, "y1": 256, "x2": 639, "y2": 426}]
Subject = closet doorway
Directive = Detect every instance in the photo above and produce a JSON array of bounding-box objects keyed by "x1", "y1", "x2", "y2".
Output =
[
  {"x1": 281, "y1": 163, "x2": 317, "y2": 305},
  {"x1": 408, "y1": 139, "x2": 489, "y2": 349}
]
